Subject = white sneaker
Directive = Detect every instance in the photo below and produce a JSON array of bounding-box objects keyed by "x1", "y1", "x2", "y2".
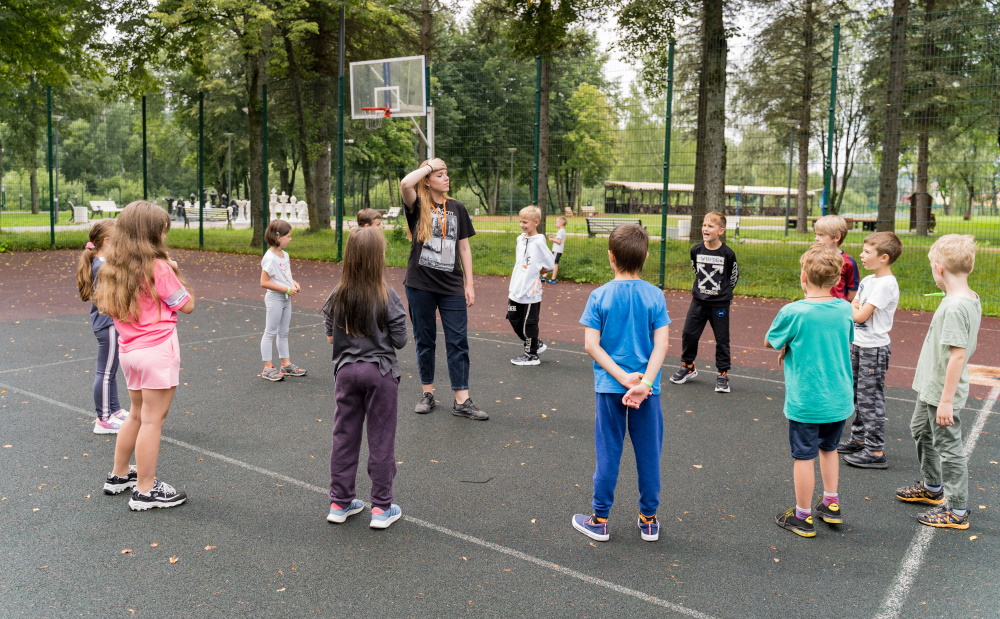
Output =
[{"x1": 93, "y1": 414, "x2": 124, "y2": 434}]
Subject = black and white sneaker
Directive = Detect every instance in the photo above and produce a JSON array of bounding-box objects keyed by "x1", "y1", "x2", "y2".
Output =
[
  {"x1": 103, "y1": 466, "x2": 137, "y2": 495},
  {"x1": 669, "y1": 363, "x2": 697, "y2": 384},
  {"x1": 511, "y1": 353, "x2": 540, "y2": 366},
  {"x1": 536, "y1": 343, "x2": 547, "y2": 354},
  {"x1": 715, "y1": 372, "x2": 731, "y2": 393},
  {"x1": 128, "y1": 480, "x2": 187, "y2": 511},
  {"x1": 414, "y1": 391, "x2": 436, "y2": 414}
]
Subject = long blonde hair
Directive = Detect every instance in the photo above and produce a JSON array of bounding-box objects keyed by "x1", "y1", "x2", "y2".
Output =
[
  {"x1": 323, "y1": 227, "x2": 389, "y2": 338},
  {"x1": 93, "y1": 201, "x2": 187, "y2": 322},
  {"x1": 411, "y1": 159, "x2": 454, "y2": 244},
  {"x1": 76, "y1": 219, "x2": 117, "y2": 302}
]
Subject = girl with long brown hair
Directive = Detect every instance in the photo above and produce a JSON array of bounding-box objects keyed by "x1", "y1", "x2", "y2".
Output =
[
  {"x1": 93, "y1": 201, "x2": 194, "y2": 511},
  {"x1": 77, "y1": 219, "x2": 129, "y2": 434},
  {"x1": 399, "y1": 158, "x2": 487, "y2": 421},
  {"x1": 322, "y1": 227, "x2": 408, "y2": 528}
]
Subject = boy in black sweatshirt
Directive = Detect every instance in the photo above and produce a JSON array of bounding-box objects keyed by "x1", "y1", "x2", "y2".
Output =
[{"x1": 670, "y1": 211, "x2": 739, "y2": 393}]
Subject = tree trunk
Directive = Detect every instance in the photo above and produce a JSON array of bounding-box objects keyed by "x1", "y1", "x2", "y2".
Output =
[
  {"x1": 29, "y1": 149, "x2": 39, "y2": 214},
  {"x1": 283, "y1": 31, "x2": 316, "y2": 231},
  {"x1": 691, "y1": 0, "x2": 728, "y2": 241},
  {"x1": 914, "y1": 0, "x2": 936, "y2": 236},
  {"x1": 537, "y1": 56, "x2": 551, "y2": 234},
  {"x1": 876, "y1": 0, "x2": 909, "y2": 232},
  {"x1": 246, "y1": 45, "x2": 270, "y2": 249},
  {"x1": 795, "y1": 0, "x2": 815, "y2": 233},
  {"x1": 964, "y1": 183, "x2": 974, "y2": 220}
]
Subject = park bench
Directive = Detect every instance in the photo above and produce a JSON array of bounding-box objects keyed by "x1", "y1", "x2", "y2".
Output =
[
  {"x1": 89, "y1": 200, "x2": 122, "y2": 218},
  {"x1": 383, "y1": 206, "x2": 402, "y2": 225},
  {"x1": 581, "y1": 205, "x2": 597, "y2": 218},
  {"x1": 182, "y1": 204, "x2": 232, "y2": 229},
  {"x1": 786, "y1": 216, "x2": 877, "y2": 232},
  {"x1": 586, "y1": 217, "x2": 643, "y2": 237}
]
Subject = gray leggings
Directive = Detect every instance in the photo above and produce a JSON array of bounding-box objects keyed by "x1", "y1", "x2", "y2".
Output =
[{"x1": 261, "y1": 292, "x2": 291, "y2": 361}]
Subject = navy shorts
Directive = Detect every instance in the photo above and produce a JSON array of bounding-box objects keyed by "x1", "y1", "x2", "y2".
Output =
[{"x1": 788, "y1": 419, "x2": 846, "y2": 460}]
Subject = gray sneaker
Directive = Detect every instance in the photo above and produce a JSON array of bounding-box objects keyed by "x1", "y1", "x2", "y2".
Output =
[
  {"x1": 414, "y1": 392, "x2": 436, "y2": 414},
  {"x1": 452, "y1": 398, "x2": 489, "y2": 420},
  {"x1": 261, "y1": 367, "x2": 284, "y2": 381}
]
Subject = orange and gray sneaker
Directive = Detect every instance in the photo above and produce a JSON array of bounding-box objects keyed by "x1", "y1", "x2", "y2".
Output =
[
  {"x1": 916, "y1": 506, "x2": 969, "y2": 529},
  {"x1": 895, "y1": 481, "x2": 945, "y2": 505}
]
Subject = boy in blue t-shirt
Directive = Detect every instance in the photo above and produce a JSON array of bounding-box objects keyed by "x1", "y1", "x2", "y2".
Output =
[
  {"x1": 573, "y1": 224, "x2": 671, "y2": 543},
  {"x1": 766, "y1": 244, "x2": 855, "y2": 537}
]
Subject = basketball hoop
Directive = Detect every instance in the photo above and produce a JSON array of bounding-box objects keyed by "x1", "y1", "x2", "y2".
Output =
[{"x1": 361, "y1": 107, "x2": 391, "y2": 130}]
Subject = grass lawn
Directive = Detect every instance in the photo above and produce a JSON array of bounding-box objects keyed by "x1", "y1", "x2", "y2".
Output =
[{"x1": 3, "y1": 216, "x2": 997, "y2": 316}]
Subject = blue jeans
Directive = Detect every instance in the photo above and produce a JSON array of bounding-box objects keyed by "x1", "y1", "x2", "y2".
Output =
[
  {"x1": 405, "y1": 286, "x2": 470, "y2": 391},
  {"x1": 592, "y1": 392, "x2": 663, "y2": 518}
]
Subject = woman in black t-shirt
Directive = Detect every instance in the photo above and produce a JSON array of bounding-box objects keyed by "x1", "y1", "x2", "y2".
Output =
[{"x1": 399, "y1": 158, "x2": 488, "y2": 421}]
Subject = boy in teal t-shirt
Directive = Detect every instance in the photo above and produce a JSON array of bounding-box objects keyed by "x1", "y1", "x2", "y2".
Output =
[{"x1": 766, "y1": 244, "x2": 854, "y2": 537}]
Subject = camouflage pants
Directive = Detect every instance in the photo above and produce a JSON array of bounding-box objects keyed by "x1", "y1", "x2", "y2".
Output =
[{"x1": 849, "y1": 344, "x2": 891, "y2": 450}]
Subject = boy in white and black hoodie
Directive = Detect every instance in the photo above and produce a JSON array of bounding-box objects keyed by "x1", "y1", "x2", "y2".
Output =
[
  {"x1": 670, "y1": 211, "x2": 739, "y2": 393},
  {"x1": 507, "y1": 205, "x2": 555, "y2": 366}
]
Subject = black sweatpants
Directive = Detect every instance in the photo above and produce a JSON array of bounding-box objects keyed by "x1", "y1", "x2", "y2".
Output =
[
  {"x1": 679, "y1": 300, "x2": 731, "y2": 372},
  {"x1": 506, "y1": 299, "x2": 541, "y2": 354}
]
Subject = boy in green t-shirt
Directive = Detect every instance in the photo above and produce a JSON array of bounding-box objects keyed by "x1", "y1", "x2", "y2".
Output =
[
  {"x1": 766, "y1": 244, "x2": 855, "y2": 537},
  {"x1": 895, "y1": 235, "x2": 981, "y2": 529}
]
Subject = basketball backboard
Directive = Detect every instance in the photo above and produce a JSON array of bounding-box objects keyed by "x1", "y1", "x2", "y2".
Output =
[{"x1": 350, "y1": 55, "x2": 426, "y2": 119}]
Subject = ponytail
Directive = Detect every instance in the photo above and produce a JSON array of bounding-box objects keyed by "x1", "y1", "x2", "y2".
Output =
[{"x1": 76, "y1": 219, "x2": 117, "y2": 302}]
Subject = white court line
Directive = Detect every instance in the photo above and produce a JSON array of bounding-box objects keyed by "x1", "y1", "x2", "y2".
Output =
[
  {"x1": 0, "y1": 380, "x2": 719, "y2": 619},
  {"x1": 874, "y1": 384, "x2": 999, "y2": 619}
]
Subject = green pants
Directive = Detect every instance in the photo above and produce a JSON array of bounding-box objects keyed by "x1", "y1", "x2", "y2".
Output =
[{"x1": 910, "y1": 400, "x2": 968, "y2": 510}]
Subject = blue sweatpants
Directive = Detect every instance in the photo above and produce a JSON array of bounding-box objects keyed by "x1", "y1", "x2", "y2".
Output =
[{"x1": 592, "y1": 392, "x2": 664, "y2": 518}]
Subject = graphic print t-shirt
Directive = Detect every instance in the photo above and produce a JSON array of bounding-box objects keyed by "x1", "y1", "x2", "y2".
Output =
[
  {"x1": 403, "y1": 198, "x2": 476, "y2": 296},
  {"x1": 689, "y1": 242, "x2": 738, "y2": 305}
]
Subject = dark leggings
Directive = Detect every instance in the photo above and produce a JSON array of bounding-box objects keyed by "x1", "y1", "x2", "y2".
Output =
[{"x1": 93, "y1": 325, "x2": 122, "y2": 421}]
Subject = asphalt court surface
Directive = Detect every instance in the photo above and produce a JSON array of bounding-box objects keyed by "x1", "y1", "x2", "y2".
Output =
[{"x1": 2, "y1": 290, "x2": 999, "y2": 616}]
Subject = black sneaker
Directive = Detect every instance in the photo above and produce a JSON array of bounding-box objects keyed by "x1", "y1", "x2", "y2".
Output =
[
  {"x1": 103, "y1": 465, "x2": 137, "y2": 495},
  {"x1": 452, "y1": 398, "x2": 489, "y2": 420},
  {"x1": 843, "y1": 449, "x2": 888, "y2": 469},
  {"x1": 715, "y1": 372, "x2": 730, "y2": 393},
  {"x1": 414, "y1": 392, "x2": 436, "y2": 414},
  {"x1": 837, "y1": 439, "x2": 865, "y2": 454},
  {"x1": 511, "y1": 353, "x2": 540, "y2": 366},
  {"x1": 813, "y1": 498, "x2": 844, "y2": 524},
  {"x1": 128, "y1": 480, "x2": 187, "y2": 511},
  {"x1": 775, "y1": 507, "x2": 815, "y2": 537},
  {"x1": 669, "y1": 363, "x2": 697, "y2": 384}
]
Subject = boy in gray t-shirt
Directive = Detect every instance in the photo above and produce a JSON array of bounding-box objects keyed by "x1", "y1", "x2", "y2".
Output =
[
  {"x1": 839, "y1": 232, "x2": 902, "y2": 469},
  {"x1": 895, "y1": 235, "x2": 981, "y2": 530}
]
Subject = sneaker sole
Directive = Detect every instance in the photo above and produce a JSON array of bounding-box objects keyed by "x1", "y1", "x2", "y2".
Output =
[
  {"x1": 816, "y1": 512, "x2": 843, "y2": 524},
  {"x1": 896, "y1": 494, "x2": 945, "y2": 505},
  {"x1": 128, "y1": 497, "x2": 187, "y2": 511},
  {"x1": 281, "y1": 370, "x2": 307, "y2": 377},
  {"x1": 715, "y1": 385, "x2": 730, "y2": 393},
  {"x1": 103, "y1": 482, "x2": 135, "y2": 495},
  {"x1": 92, "y1": 424, "x2": 120, "y2": 434},
  {"x1": 639, "y1": 526, "x2": 659, "y2": 541},
  {"x1": 451, "y1": 410, "x2": 489, "y2": 420},
  {"x1": 844, "y1": 458, "x2": 888, "y2": 469},
  {"x1": 261, "y1": 375, "x2": 284, "y2": 381},
  {"x1": 511, "y1": 359, "x2": 540, "y2": 366},
  {"x1": 327, "y1": 504, "x2": 365, "y2": 523},
  {"x1": 669, "y1": 370, "x2": 698, "y2": 384},
  {"x1": 917, "y1": 517, "x2": 969, "y2": 529},
  {"x1": 370, "y1": 512, "x2": 402, "y2": 529},
  {"x1": 775, "y1": 521, "x2": 816, "y2": 537},
  {"x1": 572, "y1": 517, "x2": 609, "y2": 542}
]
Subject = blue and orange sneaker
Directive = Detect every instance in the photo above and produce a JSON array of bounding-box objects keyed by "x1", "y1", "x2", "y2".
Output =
[
  {"x1": 638, "y1": 514, "x2": 659, "y2": 541},
  {"x1": 572, "y1": 514, "x2": 609, "y2": 542}
]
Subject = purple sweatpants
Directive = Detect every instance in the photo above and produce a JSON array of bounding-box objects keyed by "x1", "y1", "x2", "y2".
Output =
[{"x1": 329, "y1": 361, "x2": 399, "y2": 510}]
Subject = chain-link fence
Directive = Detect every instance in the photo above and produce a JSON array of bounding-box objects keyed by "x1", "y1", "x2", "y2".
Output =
[{"x1": 1, "y1": 9, "x2": 997, "y2": 314}]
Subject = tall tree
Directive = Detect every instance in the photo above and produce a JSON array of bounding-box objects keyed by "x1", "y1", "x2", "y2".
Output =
[
  {"x1": 690, "y1": 0, "x2": 728, "y2": 239},
  {"x1": 875, "y1": 0, "x2": 909, "y2": 232}
]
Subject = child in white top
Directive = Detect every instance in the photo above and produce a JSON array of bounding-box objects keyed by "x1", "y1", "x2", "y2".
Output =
[
  {"x1": 507, "y1": 205, "x2": 555, "y2": 365},
  {"x1": 260, "y1": 219, "x2": 306, "y2": 381},
  {"x1": 547, "y1": 215, "x2": 568, "y2": 283},
  {"x1": 839, "y1": 232, "x2": 902, "y2": 469}
]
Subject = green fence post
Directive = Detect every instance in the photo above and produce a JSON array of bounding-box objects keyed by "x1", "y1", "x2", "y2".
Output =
[
  {"x1": 262, "y1": 83, "x2": 269, "y2": 256},
  {"x1": 822, "y1": 23, "x2": 840, "y2": 216},
  {"x1": 46, "y1": 86, "x2": 55, "y2": 247},
  {"x1": 532, "y1": 55, "x2": 541, "y2": 205},
  {"x1": 658, "y1": 40, "x2": 676, "y2": 289},
  {"x1": 142, "y1": 95, "x2": 148, "y2": 201},
  {"x1": 198, "y1": 91, "x2": 205, "y2": 249},
  {"x1": 336, "y1": 5, "x2": 346, "y2": 262}
]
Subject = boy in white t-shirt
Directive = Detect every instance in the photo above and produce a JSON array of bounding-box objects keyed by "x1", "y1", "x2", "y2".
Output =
[
  {"x1": 508, "y1": 205, "x2": 555, "y2": 366},
  {"x1": 839, "y1": 232, "x2": 902, "y2": 468},
  {"x1": 546, "y1": 216, "x2": 567, "y2": 283}
]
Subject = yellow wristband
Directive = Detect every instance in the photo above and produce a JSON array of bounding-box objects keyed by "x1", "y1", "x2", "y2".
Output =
[{"x1": 641, "y1": 378, "x2": 654, "y2": 388}]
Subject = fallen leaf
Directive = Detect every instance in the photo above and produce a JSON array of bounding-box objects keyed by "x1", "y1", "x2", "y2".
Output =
[
  {"x1": 121, "y1": 549, "x2": 132, "y2": 554},
  {"x1": 979, "y1": 506, "x2": 986, "y2": 509},
  {"x1": 692, "y1": 464, "x2": 703, "y2": 469},
  {"x1": 530, "y1": 519, "x2": 536, "y2": 524},
  {"x1": 774, "y1": 558, "x2": 780, "y2": 562},
  {"x1": 541, "y1": 414, "x2": 547, "y2": 418},
  {"x1": 169, "y1": 556, "x2": 179, "y2": 564},
  {"x1": 2, "y1": 445, "x2": 11, "y2": 448},
  {"x1": 204, "y1": 546, "x2": 216, "y2": 550},
  {"x1": 276, "y1": 587, "x2": 286, "y2": 592},
  {"x1": 970, "y1": 535, "x2": 978, "y2": 541},
  {"x1": 150, "y1": 542, "x2": 159, "y2": 547},
  {"x1": 865, "y1": 497, "x2": 871, "y2": 501},
  {"x1": 462, "y1": 557, "x2": 467, "y2": 561}
]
